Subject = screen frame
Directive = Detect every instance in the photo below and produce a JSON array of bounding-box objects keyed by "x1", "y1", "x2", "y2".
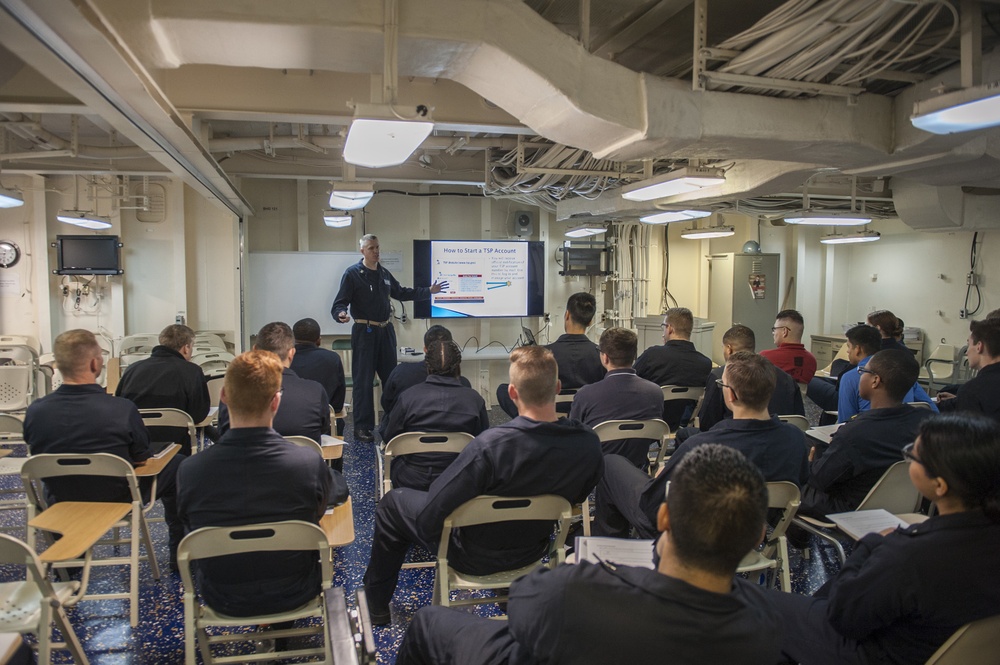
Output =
[
  {"x1": 54, "y1": 235, "x2": 124, "y2": 275},
  {"x1": 413, "y1": 239, "x2": 545, "y2": 319}
]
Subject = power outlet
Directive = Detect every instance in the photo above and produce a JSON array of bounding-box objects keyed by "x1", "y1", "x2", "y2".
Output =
[{"x1": 959, "y1": 309, "x2": 969, "y2": 319}]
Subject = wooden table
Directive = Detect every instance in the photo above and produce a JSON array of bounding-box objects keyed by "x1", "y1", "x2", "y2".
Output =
[
  {"x1": 0, "y1": 449, "x2": 11, "y2": 459},
  {"x1": 320, "y1": 496, "x2": 355, "y2": 547},
  {"x1": 29, "y1": 501, "x2": 131, "y2": 563},
  {"x1": 134, "y1": 443, "x2": 180, "y2": 477}
]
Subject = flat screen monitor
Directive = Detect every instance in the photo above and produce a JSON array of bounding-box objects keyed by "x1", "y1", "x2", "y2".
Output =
[
  {"x1": 413, "y1": 240, "x2": 545, "y2": 318},
  {"x1": 54, "y1": 235, "x2": 123, "y2": 275}
]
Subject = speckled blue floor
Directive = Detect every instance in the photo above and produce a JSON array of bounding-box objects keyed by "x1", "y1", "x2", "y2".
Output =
[{"x1": 0, "y1": 399, "x2": 850, "y2": 663}]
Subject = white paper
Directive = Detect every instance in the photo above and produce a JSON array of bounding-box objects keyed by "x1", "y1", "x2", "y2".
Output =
[
  {"x1": 321, "y1": 434, "x2": 346, "y2": 447},
  {"x1": 827, "y1": 509, "x2": 908, "y2": 541},
  {"x1": 0, "y1": 273, "x2": 20, "y2": 296},
  {"x1": 575, "y1": 537, "x2": 655, "y2": 569},
  {"x1": 806, "y1": 423, "x2": 843, "y2": 445}
]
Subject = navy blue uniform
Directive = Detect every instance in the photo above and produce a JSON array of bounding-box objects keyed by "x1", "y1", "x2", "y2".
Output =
[
  {"x1": 803, "y1": 405, "x2": 931, "y2": 516},
  {"x1": 568, "y1": 368, "x2": 663, "y2": 469},
  {"x1": 398, "y1": 562, "x2": 782, "y2": 665},
  {"x1": 595, "y1": 416, "x2": 808, "y2": 538},
  {"x1": 937, "y1": 362, "x2": 1000, "y2": 423},
  {"x1": 496, "y1": 334, "x2": 605, "y2": 418},
  {"x1": 378, "y1": 360, "x2": 472, "y2": 439},
  {"x1": 177, "y1": 427, "x2": 346, "y2": 617},
  {"x1": 633, "y1": 339, "x2": 712, "y2": 428},
  {"x1": 290, "y1": 342, "x2": 346, "y2": 412},
  {"x1": 363, "y1": 416, "x2": 603, "y2": 612},
  {"x1": 24, "y1": 383, "x2": 186, "y2": 553},
  {"x1": 331, "y1": 260, "x2": 432, "y2": 431},
  {"x1": 115, "y1": 345, "x2": 210, "y2": 455},
  {"x1": 382, "y1": 375, "x2": 489, "y2": 491},
  {"x1": 770, "y1": 511, "x2": 1000, "y2": 665},
  {"x1": 219, "y1": 368, "x2": 331, "y2": 443}
]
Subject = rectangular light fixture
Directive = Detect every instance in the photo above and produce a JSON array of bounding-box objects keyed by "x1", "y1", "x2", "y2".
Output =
[
  {"x1": 640, "y1": 209, "x2": 712, "y2": 225},
  {"x1": 0, "y1": 188, "x2": 24, "y2": 208},
  {"x1": 565, "y1": 222, "x2": 606, "y2": 238},
  {"x1": 911, "y1": 83, "x2": 1000, "y2": 135},
  {"x1": 680, "y1": 225, "x2": 734, "y2": 240},
  {"x1": 57, "y1": 210, "x2": 112, "y2": 230},
  {"x1": 621, "y1": 167, "x2": 726, "y2": 202},
  {"x1": 782, "y1": 210, "x2": 871, "y2": 226},
  {"x1": 343, "y1": 103, "x2": 434, "y2": 168},
  {"x1": 323, "y1": 211, "x2": 353, "y2": 228},
  {"x1": 329, "y1": 182, "x2": 374, "y2": 210},
  {"x1": 820, "y1": 230, "x2": 881, "y2": 244}
]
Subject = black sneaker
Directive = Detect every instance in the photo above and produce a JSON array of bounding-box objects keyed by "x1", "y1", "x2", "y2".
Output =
[{"x1": 355, "y1": 428, "x2": 374, "y2": 443}]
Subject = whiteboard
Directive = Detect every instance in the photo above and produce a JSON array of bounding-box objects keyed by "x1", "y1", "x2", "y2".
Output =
[{"x1": 246, "y1": 251, "x2": 362, "y2": 335}]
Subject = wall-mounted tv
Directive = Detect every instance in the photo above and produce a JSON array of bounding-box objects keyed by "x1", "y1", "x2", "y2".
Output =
[
  {"x1": 413, "y1": 240, "x2": 545, "y2": 318},
  {"x1": 53, "y1": 235, "x2": 124, "y2": 275}
]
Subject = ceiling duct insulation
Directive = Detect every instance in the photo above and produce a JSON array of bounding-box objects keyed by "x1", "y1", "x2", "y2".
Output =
[{"x1": 892, "y1": 178, "x2": 1000, "y2": 232}]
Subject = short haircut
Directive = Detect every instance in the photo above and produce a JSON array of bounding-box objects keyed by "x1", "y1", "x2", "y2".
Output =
[
  {"x1": 724, "y1": 351, "x2": 776, "y2": 411},
  {"x1": 775, "y1": 309, "x2": 804, "y2": 330},
  {"x1": 292, "y1": 318, "x2": 321, "y2": 343},
  {"x1": 255, "y1": 321, "x2": 294, "y2": 360},
  {"x1": 917, "y1": 414, "x2": 1000, "y2": 522},
  {"x1": 158, "y1": 324, "x2": 195, "y2": 351},
  {"x1": 986, "y1": 308, "x2": 1000, "y2": 321},
  {"x1": 566, "y1": 292, "x2": 597, "y2": 327},
  {"x1": 223, "y1": 350, "x2": 283, "y2": 418},
  {"x1": 845, "y1": 324, "x2": 882, "y2": 357},
  {"x1": 722, "y1": 324, "x2": 755, "y2": 352},
  {"x1": 866, "y1": 349, "x2": 919, "y2": 402},
  {"x1": 599, "y1": 327, "x2": 637, "y2": 366},
  {"x1": 508, "y1": 345, "x2": 558, "y2": 407},
  {"x1": 970, "y1": 318, "x2": 1000, "y2": 357},
  {"x1": 667, "y1": 444, "x2": 768, "y2": 576},
  {"x1": 360, "y1": 233, "x2": 377, "y2": 249},
  {"x1": 53, "y1": 329, "x2": 101, "y2": 376},
  {"x1": 423, "y1": 325, "x2": 453, "y2": 348},
  {"x1": 867, "y1": 310, "x2": 902, "y2": 338},
  {"x1": 665, "y1": 307, "x2": 694, "y2": 337},
  {"x1": 426, "y1": 339, "x2": 462, "y2": 378}
]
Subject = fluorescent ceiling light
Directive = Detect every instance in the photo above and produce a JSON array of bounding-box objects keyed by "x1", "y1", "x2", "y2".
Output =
[
  {"x1": 0, "y1": 188, "x2": 24, "y2": 208},
  {"x1": 343, "y1": 103, "x2": 434, "y2": 168},
  {"x1": 640, "y1": 209, "x2": 712, "y2": 225},
  {"x1": 911, "y1": 83, "x2": 1000, "y2": 135},
  {"x1": 681, "y1": 225, "x2": 735, "y2": 240},
  {"x1": 565, "y1": 222, "x2": 606, "y2": 238},
  {"x1": 782, "y1": 210, "x2": 871, "y2": 226},
  {"x1": 820, "y1": 230, "x2": 881, "y2": 245},
  {"x1": 323, "y1": 211, "x2": 353, "y2": 228},
  {"x1": 328, "y1": 182, "x2": 374, "y2": 210},
  {"x1": 57, "y1": 210, "x2": 112, "y2": 230},
  {"x1": 621, "y1": 167, "x2": 726, "y2": 202}
]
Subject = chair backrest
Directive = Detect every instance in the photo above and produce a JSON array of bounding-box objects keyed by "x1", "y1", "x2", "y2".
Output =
[
  {"x1": 207, "y1": 376, "x2": 224, "y2": 408},
  {"x1": 191, "y1": 351, "x2": 235, "y2": 377},
  {"x1": 192, "y1": 333, "x2": 227, "y2": 351},
  {"x1": 0, "y1": 413, "x2": 25, "y2": 441},
  {"x1": 195, "y1": 329, "x2": 237, "y2": 354},
  {"x1": 0, "y1": 344, "x2": 38, "y2": 366},
  {"x1": 139, "y1": 408, "x2": 197, "y2": 450},
  {"x1": 553, "y1": 389, "x2": 578, "y2": 405},
  {"x1": 764, "y1": 481, "x2": 801, "y2": 542},
  {"x1": 907, "y1": 402, "x2": 933, "y2": 411},
  {"x1": 0, "y1": 365, "x2": 33, "y2": 412},
  {"x1": 857, "y1": 461, "x2": 921, "y2": 514},
  {"x1": 593, "y1": 419, "x2": 670, "y2": 445},
  {"x1": 119, "y1": 334, "x2": 159, "y2": 357},
  {"x1": 924, "y1": 613, "x2": 1000, "y2": 665},
  {"x1": 0, "y1": 532, "x2": 52, "y2": 590},
  {"x1": 21, "y1": 453, "x2": 142, "y2": 509},
  {"x1": 437, "y1": 495, "x2": 573, "y2": 563},
  {"x1": 177, "y1": 520, "x2": 332, "y2": 597},
  {"x1": 0, "y1": 335, "x2": 40, "y2": 356},
  {"x1": 661, "y1": 385, "x2": 704, "y2": 402},
  {"x1": 285, "y1": 435, "x2": 324, "y2": 458},
  {"x1": 384, "y1": 432, "x2": 475, "y2": 459},
  {"x1": 777, "y1": 414, "x2": 810, "y2": 431}
]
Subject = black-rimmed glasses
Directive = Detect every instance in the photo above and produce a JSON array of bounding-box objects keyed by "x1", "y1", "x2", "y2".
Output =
[{"x1": 715, "y1": 378, "x2": 739, "y2": 402}]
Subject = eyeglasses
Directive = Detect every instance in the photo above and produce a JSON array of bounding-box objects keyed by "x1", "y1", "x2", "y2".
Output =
[
  {"x1": 902, "y1": 442, "x2": 921, "y2": 465},
  {"x1": 771, "y1": 326, "x2": 790, "y2": 333},
  {"x1": 857, "y1": 366, "x2": 878, "y2": 378},
  {"x1": 715, "y1": 378, "x2": 739, "y2": 401}
]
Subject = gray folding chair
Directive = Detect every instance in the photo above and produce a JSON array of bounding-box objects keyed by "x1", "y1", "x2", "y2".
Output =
[
  {"x1": 777, "y1": 414, "x2": 810, "y2": 431},
  {"x1": 379, "y1": 431, "x2": 474, "y2": 499},
  {"x1": 925, "y1": 613, "x2": 1000, "y2": 665},
  {"x1": 737, "y1": 482, "x2": 800, "y2": 592},
  {"x1": 284, "y1": 435, "x2": 324, "y2": 458},
  {"x1": 139, "y1": 407, "x2": 198, "y2": 455}
]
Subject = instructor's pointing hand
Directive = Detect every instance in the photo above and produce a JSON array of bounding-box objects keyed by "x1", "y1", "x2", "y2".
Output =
[
  {"x1": 430, "y1": 280, "x2": 450, "y2": 294},
  {"x1": 337, "y1": 311, "x2": 351, "y2": 323}
]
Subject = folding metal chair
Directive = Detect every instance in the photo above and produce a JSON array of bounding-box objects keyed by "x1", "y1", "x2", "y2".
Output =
[
  {"x1": 925, "y1": 613, "x2": 1000, "y2": 665},
  {"x1": 139, "y1": 407, "x2": 198, "y2": 455},
  {"x1": 777, "y1": 414, "x2": 810, "y2": 431},
  {"x1": 378, "y1": 431, "x2": 474, "y2": 500},
  {"x1": 736, "y1": 481, "x2": 800, "y2": 592}
]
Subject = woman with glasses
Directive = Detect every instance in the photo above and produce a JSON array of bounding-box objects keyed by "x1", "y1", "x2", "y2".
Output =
[{"x1": 770, "y1": 413, "x2": 1000, "y2": 665}]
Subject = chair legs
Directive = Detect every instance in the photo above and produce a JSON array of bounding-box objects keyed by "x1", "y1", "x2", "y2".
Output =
[{"x1": 794, "y1": 520, "x2": 847, "y2": 564}]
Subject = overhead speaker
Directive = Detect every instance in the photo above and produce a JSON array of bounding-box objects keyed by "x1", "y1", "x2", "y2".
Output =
[{"x1": 514, "y1": 210, "x2": 534, "y2": 237}]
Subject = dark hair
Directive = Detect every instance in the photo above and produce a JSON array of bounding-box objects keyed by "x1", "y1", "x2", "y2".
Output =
[
  {"x1": 292, "y1": 318, "x2": 321, "y2": 344},
  {"x1": 426, "y1": 339, "x2": 462, "y2": 378},
  {"x1": 255, "y1": 321, "x2": 294, "y2": 359},
  {"x1": 423, "y1": 325, "x2": 454, "y2": 349},
  {"x1": 724, "y1": 351, "x2": 775, "y2": 411},
  {"x1": 668, "y1": 444, "x2": 768, "y2": 576},
  {"x1": 917, "y1": 414, "x2": 1000, "y2": 522},
  {"x1": 986, "y1": 309, "x2": 1000, "y2": 321},
  {"x1": 866, "y1": 349, "x2": 919, "y2": 402},
  {"x1": 722, "y1": 325, "x2": 755, "y2": 352},
  {"x1": 664, "y1": 307, "x2": 694, "y2": 337},
  {"x1": 158, "y1": 324, "x2": 195, "y2": 351},
  {"x1": 599, "y1": 327, "x2": 637, "y2": 366},
  {"x1": 969, "y1": 318, "x2": 1000, "y2": 357},
  {"x1": 775, "y1": 309, "x2": 804, "y2": 326},
  {"x1": 845, "y1": 324, "x2": 882, "y2": 357},
  {"x1": 566, "y1": 292, "x2": 597, "y2": 327},
  {"x1": 867, "y1": 310, "x2": 903, "y2": 340}
]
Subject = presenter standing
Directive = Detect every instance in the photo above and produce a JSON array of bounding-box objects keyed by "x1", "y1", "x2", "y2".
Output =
[{"x1": 332, "y1": 234, "x2": 448, "y2": 442}]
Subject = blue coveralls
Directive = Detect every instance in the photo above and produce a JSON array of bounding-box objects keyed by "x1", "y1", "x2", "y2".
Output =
[{"x1": 331, "y1": 259, "x2": 430, "y2": 431}]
